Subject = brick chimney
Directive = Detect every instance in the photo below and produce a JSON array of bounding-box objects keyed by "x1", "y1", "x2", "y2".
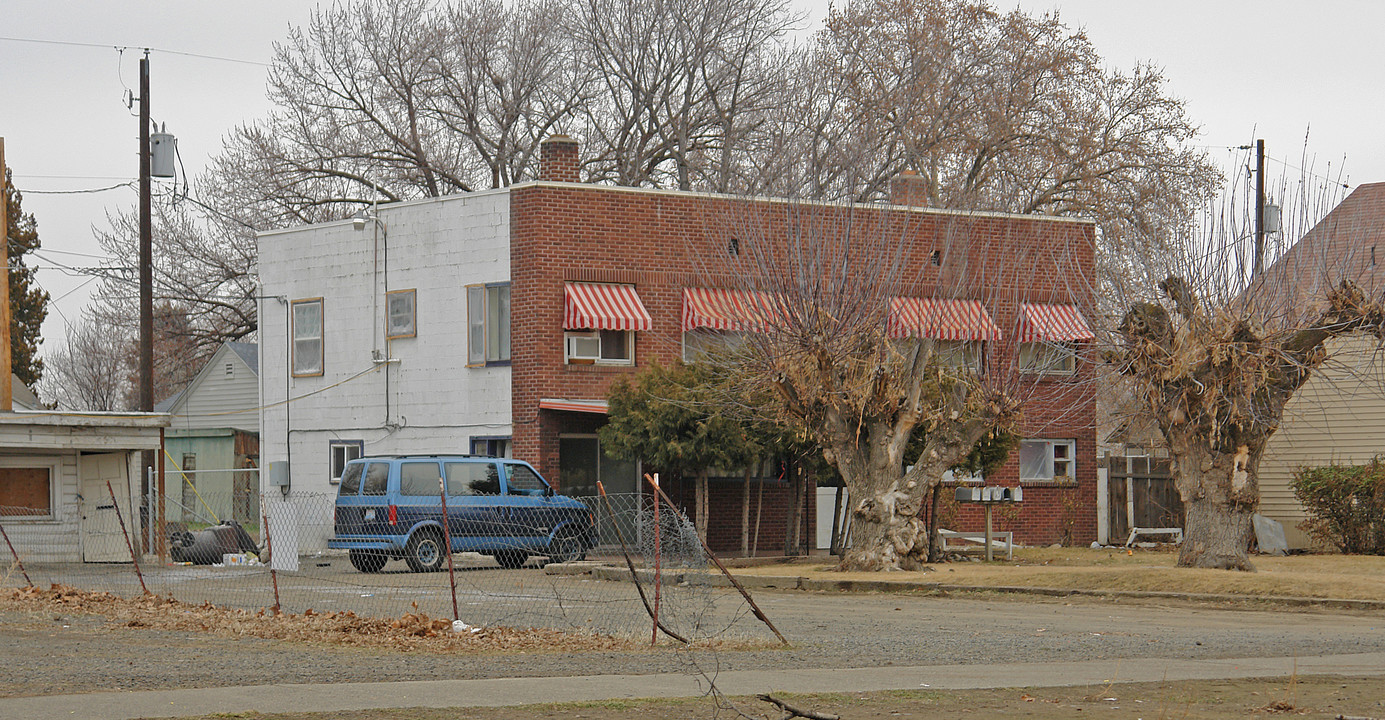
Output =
[
  {"x1": 539, "y1": 134, "x2": 580, "y2": 183},
  {"x1": 890, "y1": 170, "x2": 930, "y2": 207}
]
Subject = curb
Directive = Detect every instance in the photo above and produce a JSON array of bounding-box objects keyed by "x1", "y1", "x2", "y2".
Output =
[{"x1": 579, "y1": 564, "x2": 1385, "y2": 612}]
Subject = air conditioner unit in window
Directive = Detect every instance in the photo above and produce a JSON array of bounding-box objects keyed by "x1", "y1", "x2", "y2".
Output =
[{"x1": 566, "y1": 331, "x2": 601, "y2": 362}]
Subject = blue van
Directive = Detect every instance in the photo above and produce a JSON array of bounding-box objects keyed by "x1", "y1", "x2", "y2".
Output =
[{"x1": 327, "y1": 455, "x2": 596, "y2": 572}]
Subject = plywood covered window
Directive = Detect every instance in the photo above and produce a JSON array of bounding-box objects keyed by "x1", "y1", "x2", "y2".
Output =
[{"x1": 0, "y1": 467, "x2": 53, "y2": 518}]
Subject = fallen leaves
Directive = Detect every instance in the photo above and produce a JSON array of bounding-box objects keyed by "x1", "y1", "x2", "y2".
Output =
[{"x1": 2, "y1": 584, "x2": 638, "y2": 654}]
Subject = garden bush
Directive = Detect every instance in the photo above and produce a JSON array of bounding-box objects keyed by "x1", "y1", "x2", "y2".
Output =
[{"x1": 1291, "y1": 459, "x2": 1385, "y2": 554}]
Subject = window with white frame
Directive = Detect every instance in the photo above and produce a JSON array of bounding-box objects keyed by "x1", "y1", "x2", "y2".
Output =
[
  {"x1": 565, "y1": 329, "x2": 633, "y2": 365},
  {"x1": 386, "y1": 289, "x2": 416, "y2": 339},
  {"x1": 329, "y1": 440, "x2": 364, "y2": 484},
  {"x1": 291, "y1": 298, "x2": 324, "y2": 376},
  {"x1": 1019, "y1": 439, "x2": 1076, "y2": 482},
  {"x1": 935, "y1": 339, "x2": 983, "y2": 373},
  {"x1": 1018, "y1": 341, "x2": 1076, "y2": 375},
  {"x1": 467, "y1": 283, "x2": 510, "y2": 365}
]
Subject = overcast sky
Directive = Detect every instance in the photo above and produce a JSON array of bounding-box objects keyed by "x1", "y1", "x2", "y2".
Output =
[{"x1": 3, "y1": 0, "x2": 1383, "y2": 362}]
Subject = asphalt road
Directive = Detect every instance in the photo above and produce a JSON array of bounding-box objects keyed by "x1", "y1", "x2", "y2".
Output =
[{"x1": 3, "y1": 579, "x2": 1384, "y2": 698}]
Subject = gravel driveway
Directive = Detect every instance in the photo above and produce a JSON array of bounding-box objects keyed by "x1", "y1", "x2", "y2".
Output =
[{"x1": 4, "y1": 584, "x2": 1384, "y2": 698}]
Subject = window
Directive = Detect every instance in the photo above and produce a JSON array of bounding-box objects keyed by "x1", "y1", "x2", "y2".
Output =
[
  {"x1": 467, "y1": 283, "x2": 510, "y2": 365},
  {"x1": 399, "y1": 461, "x2": 444, "y2": 497},
  {"x1": 683, "y1": 329, "x2": 746, "y2": 362},
  {"x1": 446, "y1": 462, "x2": 501, "y2": 495},
  {"x1": 934, "y1": 340, "x2": 982, "y2": 374},
  {"x1": 565, "y1": 329, "x2": 633, "y2": 365},
  {"x1": 0, "y1": 466, "x2": 53, "y2": 518},
  {"x1": 339, "y1": 463, "x2": 364, "y2": 495},
  {"x1": 291, "y1": 298, "x2": 324, "y2": 376},
  {"x1": 386, "y1": 289, "x2": 416, "y2": 339},
  {"x1": 361, "y1": 462, "x2": 390, "y2": 495},
  {"x1": 470, "y1": 437, "x2": 511, "y2": 458},
  {"x1": 330, "y1": 440, "x2": 363, "y2": 484},
  {"x1": 1019, "y1": 440, "x2": 1076, "y2": 482},
  {"x1": 1018, "y1": 342, "x2": 1076, "y2": 375},
  {"x1": 504, "y1": 463, "x2": 549, "y2": 495}
]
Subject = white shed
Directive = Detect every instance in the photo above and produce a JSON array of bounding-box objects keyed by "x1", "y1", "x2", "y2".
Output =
[{"x1": 0, "y1": 411, "x2": 167, "y2": 563}]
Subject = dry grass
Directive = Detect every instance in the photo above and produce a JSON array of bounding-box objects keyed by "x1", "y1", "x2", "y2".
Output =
[
  {"x1": 730, "y1": 548, "x2": 1385, "y2": 601},
  {"x1": 0, "y1": 584, "x2": 647, "y2": 654}
]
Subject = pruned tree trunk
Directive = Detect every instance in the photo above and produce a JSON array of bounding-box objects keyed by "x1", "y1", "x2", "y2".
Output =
[
  {"x1": 1168, "y1": 438, "x2": 1263, "y2": 570},
  {"x1": 841, "y1": 481, "x2": 929, "y2": 571},
  {"x1": 1181, "y1": 498, "x2": 1256, "y2": 570}
]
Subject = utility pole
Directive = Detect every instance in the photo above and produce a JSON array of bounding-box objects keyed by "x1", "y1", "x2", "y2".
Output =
[
  {"x1": 139, "y1": 51, "x2": 153, "y2": 414},
  {"x1": 1253, "y1": 138, "x2": 1266, "y2": 277},
  {"x1": 138, "y1": 53, "x2": 156, "y2": 556},
  {"x1": 0, "y1": 137, "x2": 11, "y2": 412}
]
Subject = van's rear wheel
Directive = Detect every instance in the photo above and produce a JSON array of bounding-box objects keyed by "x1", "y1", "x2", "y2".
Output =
[
  {"x1": 405, "y1": 530, "x2": 446, "y2": 573},
  {"x1": 349, "y1": 549, "x2": 387, "y2": 573}
]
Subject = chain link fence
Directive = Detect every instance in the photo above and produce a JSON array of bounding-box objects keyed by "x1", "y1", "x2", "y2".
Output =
[{"x1": 0, "y1": 490, "x2": 778, "y2": 645}]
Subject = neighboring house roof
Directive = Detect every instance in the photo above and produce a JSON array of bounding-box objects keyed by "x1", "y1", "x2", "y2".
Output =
[
  {"x1": 227, "y1": 340, "x2": 259, "y2": 376},
  {"x1": 1254, "y1": 182, "x2": 1385, "y2": 313},
  {"x1": 159, "y1": 341, "x2": 259, "y2": 431},
  {"x1": 10, "y1": 374, "x2": 39, "y2": 410}
]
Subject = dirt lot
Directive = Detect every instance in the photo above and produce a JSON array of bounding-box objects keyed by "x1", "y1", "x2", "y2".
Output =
[{"x1": 137, "y1": 676, "x2": 1385, "y2": 720}]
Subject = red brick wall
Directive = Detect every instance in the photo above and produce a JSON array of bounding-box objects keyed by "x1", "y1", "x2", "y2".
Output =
[{"x1": 509, "y1": 183, "x2": 1098, "y2": 548}]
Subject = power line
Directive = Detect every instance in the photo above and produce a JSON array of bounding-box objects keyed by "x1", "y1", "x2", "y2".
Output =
[
  {"x1": 17, "y1": 182, "x2": 135, "y2": 195},
  {"x1": 14, "y1": 174, "x2": 132, "y2": 181},
  {"x1": 0, "y1": 36, "x2": 271, "y2": 67}
]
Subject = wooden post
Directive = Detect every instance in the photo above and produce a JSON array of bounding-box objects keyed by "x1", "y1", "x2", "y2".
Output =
[{"x1": 0, "y1": 137, "x2": 11, "y2": 412}]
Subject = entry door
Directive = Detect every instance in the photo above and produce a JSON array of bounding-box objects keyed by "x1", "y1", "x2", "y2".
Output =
[
  {"x1": 558, "y1": 434, "x2": 638, "y2": 547},
  {"x1": 81, "y1": 453, "x2": 135, "y2": 563}
]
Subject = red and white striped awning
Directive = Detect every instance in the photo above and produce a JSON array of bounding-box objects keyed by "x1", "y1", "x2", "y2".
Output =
[
  {"x1": 1017, "y1": 303, "x2": 1095, "y2": 343},
  {"x1": 539, "y1": 398, "x2": 609, "y2": 414},
  {"x1": 563, "y1": 283, "x2": 652, "y2": 331},
  {"x1": 682, "y1": 288, "x2": 778, "y2": 332},
  {"x1": 887, "y1": 298, "x2": 1001, "y2": 341}
]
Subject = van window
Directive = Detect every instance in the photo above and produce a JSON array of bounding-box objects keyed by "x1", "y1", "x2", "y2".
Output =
[
  {"x1": 339, "y1": 463, "x2": 363, "y2": 495},
  {"x1": 446, "y1": 462, "x2": 500, "y2": 496},
  {"x1": 362, "y1": 462, "x2": 390, "y2": 496},
  {"x1": 504, "y1": 464, "x2": 548, "y2": 495},
  {"x1": 399, "y1": 461, "x2": 443, "y2": 497}
]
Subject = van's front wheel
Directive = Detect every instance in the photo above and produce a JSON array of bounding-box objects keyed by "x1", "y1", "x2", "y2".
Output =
[{"x1": 405, "y1": 530, "x2": 446, "y2": 573}]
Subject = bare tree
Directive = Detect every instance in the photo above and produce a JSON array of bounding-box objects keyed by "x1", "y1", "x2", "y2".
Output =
[
  {"x1": 1107, "y1": 167, "x2": 1384, "y2": 570},
  {"x1": 90, "y1": 196, "x2": 255, "y2": 358},
  {"x1": 567, "y1": 0, "x2": 799, "y2": 189},
  {"x1": 429, "y1": 0, "x2": 592, "y2": 188},
  {"x1": 762, "y1": 0, "x2": 1219, "y2": 296},
  {"x1": 38, "y1": 315, "x2": 131, "y2": 411}
]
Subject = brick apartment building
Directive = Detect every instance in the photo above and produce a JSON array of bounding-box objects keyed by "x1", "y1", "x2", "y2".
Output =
[{"x1": 257, "y1": 135, "x2": 1097, "y2": 553}]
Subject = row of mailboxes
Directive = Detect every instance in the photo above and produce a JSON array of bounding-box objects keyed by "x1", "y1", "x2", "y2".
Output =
[{"x1": 954, "y1": 486, "x2": 1023, "y2": 503}]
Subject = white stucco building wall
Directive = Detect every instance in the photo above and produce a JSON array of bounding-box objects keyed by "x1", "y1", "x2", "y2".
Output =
[{"x1": 257, "y1": 190, "x2": 512, "y2": 507}]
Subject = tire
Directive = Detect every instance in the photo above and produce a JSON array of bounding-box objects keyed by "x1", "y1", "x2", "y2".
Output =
[
  {"x1": 546, "y1": 530, "x2": 587, "y2": 564},
  {"x1": 493, "y1": 549, "x2": 529, "y2": 569},
  {"x1": 348, "y1": 549, "x2": 387, "y2": 573},
  {"x1": 405, "y1": 530, "x2": 446, "y2": 573}
]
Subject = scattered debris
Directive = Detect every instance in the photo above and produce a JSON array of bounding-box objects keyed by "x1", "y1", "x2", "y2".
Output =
[
  {"x1": 757, "y1": 693, "x2": 840, "y2": 720},
  {"x1": 1, "y1": 584, "x2": 634, "y2": 654}
]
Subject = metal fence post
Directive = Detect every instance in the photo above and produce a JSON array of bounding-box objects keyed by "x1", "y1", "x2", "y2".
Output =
[
  {"x1": 0, "y1": 519, "x2": 33, "y2": 587},
  {"x1": 107, "y1": 479, "x2": 149, "y2": 595}
]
